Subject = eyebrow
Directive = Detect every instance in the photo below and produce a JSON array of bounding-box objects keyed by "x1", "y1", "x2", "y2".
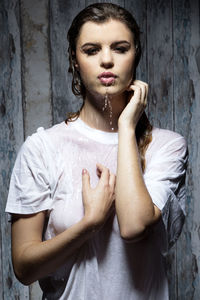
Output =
[{"x1": 80, "y1": 40, "x2": 131, "y2": 49}]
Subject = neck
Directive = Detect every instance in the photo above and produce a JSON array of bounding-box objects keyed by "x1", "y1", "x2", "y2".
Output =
[{"x1": 79, "y1": 91, "x2": 127, "y2": 132}]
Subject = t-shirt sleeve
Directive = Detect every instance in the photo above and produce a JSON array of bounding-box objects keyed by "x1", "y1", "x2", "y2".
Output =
[
  {"x1": 144, "y1": 135, "x2": 188, "y2": 250},
  {"x1": 5, "y1": 132, "x2": 53, "y2": 215}
]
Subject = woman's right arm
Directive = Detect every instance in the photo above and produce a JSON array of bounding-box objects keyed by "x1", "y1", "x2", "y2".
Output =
[{"x1": 11, "y1": 166, "x2": 115, "y2": 285}]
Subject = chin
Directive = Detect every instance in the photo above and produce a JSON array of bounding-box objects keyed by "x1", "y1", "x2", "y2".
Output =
[
  {"x1": 100, "y1": 84, "x2": 128, "y2": 97},
  {"x1": 85, "y1": 81, "x2": 130, "y2": 98}
]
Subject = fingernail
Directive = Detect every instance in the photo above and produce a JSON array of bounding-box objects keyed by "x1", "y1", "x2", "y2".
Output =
[{"x1": 82, "y1": 169, "x2": 87, "y2": 175}]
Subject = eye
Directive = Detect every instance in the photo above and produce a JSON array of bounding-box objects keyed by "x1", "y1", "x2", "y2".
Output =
[
  {"x1": 114, "y1": 47, "x2": 129, "y2": 54},
  {"x1": 84, "y1": 48, "x2": 99, "y2": 56}
]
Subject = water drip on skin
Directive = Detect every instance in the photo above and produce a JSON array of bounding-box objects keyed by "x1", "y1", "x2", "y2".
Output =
[
  {"x1": 102, "y1": 86, "x2": 114, "y2": 131},
  {"x1": 102, "y1": 93, "x2": 108, "y2": 112}
]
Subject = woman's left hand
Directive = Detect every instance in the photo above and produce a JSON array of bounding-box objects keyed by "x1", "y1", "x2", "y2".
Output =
[{"x1": 118, "y1": 80, "x2": 148, "y2": 130}]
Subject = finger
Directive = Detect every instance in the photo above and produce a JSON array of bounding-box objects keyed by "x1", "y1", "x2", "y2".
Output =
[
  {"x1": 135, "y1": 80, "x2": 148, "y2": 100},
  {"x1": 129, "y1": 85, "x2": 147, "y2": 109},
  {"x1": 96, "y1": 163, "x2": 110, "y2": 183},
  {"x1": 134, "y1": 79, "x2": 148, "y2": 87},
  {"x1": 128, "y1": 80, "x2": 148, "y2": 104},
  {"x1": 109, "y1": 173, "x2": 116, "y2": 191},
  {"x1": 133, "y1": 80, "x2": 148, "y2": 103},
  {"x1": 128, "y1": 85, "x2": 142, "y2": 102},
  {"x1": 96, "y1": 165, "x2": 102, "y2": 178},
  {"x1": 127, "y1": 79, "x2": 147, "y2": 90},
  {"x1": 134, "y1": 79, "x2": 148, "y2": 91},
  {"x1": 82, "y1": 169, "x2": 91, "y2": 195},
  {"x1": 111, "y1": 193, "x2": 116, "y2": 202}
]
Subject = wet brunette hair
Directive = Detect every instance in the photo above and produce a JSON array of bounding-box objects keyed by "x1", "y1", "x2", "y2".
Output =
[{"x1": 66, "y1": 3, "x2": 152, "y2": 172}]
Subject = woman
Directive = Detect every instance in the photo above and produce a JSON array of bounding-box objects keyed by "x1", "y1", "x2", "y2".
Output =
[{"x1": 6, "y1": 3, "x2": 187, "y2": 299}]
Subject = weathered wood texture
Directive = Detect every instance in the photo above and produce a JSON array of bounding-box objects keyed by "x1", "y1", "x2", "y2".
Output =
[
  {"x1": 86, "y1": 0, "x2": 125, "y2": 6},
  {"x1": 0, "y1": 0, "x2": 29, "y2": 299},
  {"x1": 125, "y1": 0, "x2": 148, "y2": 83},
  {"x1": 147, "y1": 0, "x2": 174, "y2": 130},
  {"x1": 1, "y1": 0, "x2": 200, "y2": 299},
  {"x1": 173, "y1": 0, "x2": 200, "y2": 298},
  {"x1": 50, "y1": 0, "x2": 85, "y2": 124},
  {"x1": 147, "y1": 1, "x2": 176, "y2": 297},
  {"x1": 20, "y1": 0, "x2": 52, "y2": 138}
]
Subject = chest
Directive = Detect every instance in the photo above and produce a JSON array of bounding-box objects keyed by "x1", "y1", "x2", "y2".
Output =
[{"x1": 47, "y1": 140, "x2": 118, "y2": 235}]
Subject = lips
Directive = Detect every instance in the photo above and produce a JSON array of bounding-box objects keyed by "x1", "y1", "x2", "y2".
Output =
[{"x1": 98, "y1": 72, "x2": 117, "y2": 85}]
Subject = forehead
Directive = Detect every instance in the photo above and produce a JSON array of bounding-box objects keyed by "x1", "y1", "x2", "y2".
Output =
[{"x1": 77, "y1": 19, "x2": 133, "y2": 45}]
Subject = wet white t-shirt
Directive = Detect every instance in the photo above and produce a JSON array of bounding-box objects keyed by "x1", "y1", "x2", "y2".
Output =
[{"x1": 6, "y1": 118, "x2": 188, "y2": 300}]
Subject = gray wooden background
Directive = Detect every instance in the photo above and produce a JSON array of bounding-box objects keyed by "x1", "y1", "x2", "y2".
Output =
[{"x1": 0, "y1": 0, "x2": 200, "y2": 299}]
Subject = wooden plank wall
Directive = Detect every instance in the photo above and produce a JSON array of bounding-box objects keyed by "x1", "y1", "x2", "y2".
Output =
[
  {"x1": 0, "y1": 0, "x2": 199, "y2": 299},
  {"x1": 0, "y1": 0, "x2": 29, "y2": 299}
]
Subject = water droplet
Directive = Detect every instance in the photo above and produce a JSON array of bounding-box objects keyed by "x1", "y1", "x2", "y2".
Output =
[
  {"x1": 102, "y1": 93, "x2": 108, "y2": 111},
  {"x1": 102, "y1": 90, "x2": 115, "y2": 131}
]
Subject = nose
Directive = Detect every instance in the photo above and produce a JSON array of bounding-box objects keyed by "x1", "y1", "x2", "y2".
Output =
[{"x1": 100, "y1": 47, "x2": 114, "y2": 69}]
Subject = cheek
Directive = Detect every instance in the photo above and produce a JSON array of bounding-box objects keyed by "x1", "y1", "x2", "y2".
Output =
[
  {"x1": 78, "y1": 61, "x2": 95, "y2": 85},
  {"x1": 76, "y1": 53, "x2": 95, "y2": 79},
  {"x1": 123, "y1": 56, "x2": 135, "y2": 81},
  {"x1": 119, "y1": 59, "x2": 135, "y2": 85},
  {"x1": 123, "y1": 55, "x2": 135, "y2": 74}
]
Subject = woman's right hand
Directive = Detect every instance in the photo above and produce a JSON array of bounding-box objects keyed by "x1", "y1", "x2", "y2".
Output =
[{"x1": 82, "y1": 163, "x2": 116, "y2": 229}]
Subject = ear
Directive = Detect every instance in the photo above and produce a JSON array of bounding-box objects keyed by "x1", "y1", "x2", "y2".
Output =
[{"x1": 71, "y1": 49, "x2": 78, "y2": 67}]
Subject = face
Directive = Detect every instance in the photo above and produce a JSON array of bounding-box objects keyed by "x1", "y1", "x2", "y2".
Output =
[{"x1": 75, "y1": 19, "x2": 136, "y2": 97}]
